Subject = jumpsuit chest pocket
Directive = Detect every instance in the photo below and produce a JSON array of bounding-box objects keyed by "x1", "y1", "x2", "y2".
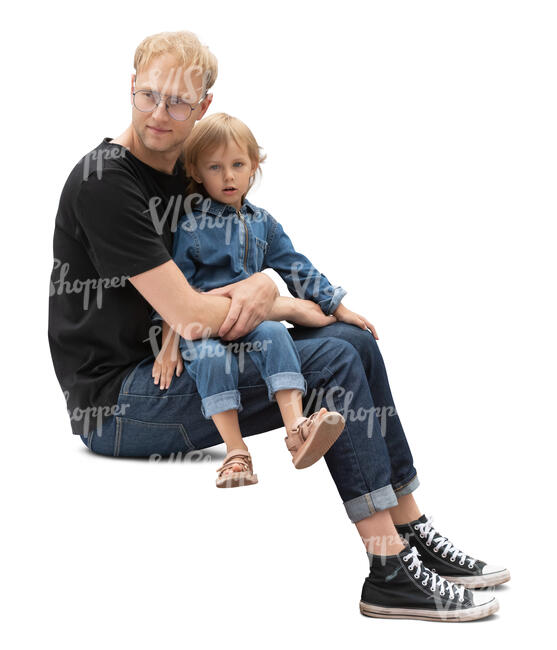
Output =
[{"x1": 254, "y1": 236, "x2": 268, "y2": 271}]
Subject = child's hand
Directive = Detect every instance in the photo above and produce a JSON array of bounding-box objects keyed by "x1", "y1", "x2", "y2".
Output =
[
  {"x1": 152, "y1": 349, "x2": 184, "y2": 390},
  {"x1": 333, "y1": 303, "x2": 379, "y2": 340},
  {"x1": 152, "y1": 321, "x2": 184, "y2": 390}
]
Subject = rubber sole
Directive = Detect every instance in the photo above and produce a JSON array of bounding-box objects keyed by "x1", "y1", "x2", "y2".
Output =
[
  {"x1": 216, "y1": 472, "x2": 258, "y2": 488},
  {"x1": 439, "y1": 569, "x2": 511, "y2": 589},
  {"x1": 359, "y1": 598, "x2": 499, "y2": 622},
  {"x1": 292, "y1": 413, "x2": 345, "y2": 469}
]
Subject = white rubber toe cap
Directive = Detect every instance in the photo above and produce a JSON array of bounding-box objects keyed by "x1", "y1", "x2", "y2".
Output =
[
  {"x1": 482, "y1": 563, "x2": 507, "y2": 576},
  {"x1": 471, "y1": 590, "x2": 497, "y2": 606}
]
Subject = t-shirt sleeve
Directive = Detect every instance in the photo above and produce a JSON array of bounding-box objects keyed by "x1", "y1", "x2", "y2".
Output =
[{"x1": 75, "y1": 169, "x2": 172, "y2": 279}]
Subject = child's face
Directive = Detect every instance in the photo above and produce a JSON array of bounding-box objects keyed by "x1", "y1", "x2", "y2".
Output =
[{"x1": 192, "y1": 140, "x2": 257, "y2": 210}]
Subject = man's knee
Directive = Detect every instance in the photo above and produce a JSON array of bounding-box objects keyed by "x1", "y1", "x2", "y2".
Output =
[
  {"x1": 318, "y1": 336, "x2": 361, "y2": 369},
  {"x1": 326, "y1": 322, "x2": 379, "y2": 368}
]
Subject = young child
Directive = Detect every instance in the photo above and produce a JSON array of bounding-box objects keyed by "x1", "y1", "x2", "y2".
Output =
[{"x1": 153, "y1": 113, "x2": 375, "y2": 488}]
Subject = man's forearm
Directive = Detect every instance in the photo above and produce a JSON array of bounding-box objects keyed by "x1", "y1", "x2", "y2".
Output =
[
  {"x1": 172, "y1": 293, "x2": 232, "y2": 340},
  {"x1": 131, "y1": 260, "x2": 232, "y2": 340}
]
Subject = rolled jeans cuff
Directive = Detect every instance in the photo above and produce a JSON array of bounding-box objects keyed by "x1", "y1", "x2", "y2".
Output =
[
  {"x1": 343, "y1": 484, "x2": 399, "y2": 524},
  {"x1": 393, "y1": 472, "x2": 420, "y2": 497},
  {"x1": 265, "y1": 372, "x2": 307, "y2": 402},
  {"x1": 201, "y1": 390, "x2": 242, "y2": 419}
]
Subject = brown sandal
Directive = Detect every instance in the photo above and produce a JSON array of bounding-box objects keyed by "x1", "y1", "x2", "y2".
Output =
[
  {"x1": 284, "y1": 408, "x2": 345, "y2": 469},
  {"x1": 216, "y1": 449, "x2": 258, "y2": 488}
]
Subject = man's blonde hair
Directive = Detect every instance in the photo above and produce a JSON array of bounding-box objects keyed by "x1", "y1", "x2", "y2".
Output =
[
  {"x1": 184, "y1": 113, "x2": 267, "y2": 202},
  {"x1": 134, "y1": 30, "x2": 218, "y2": 91}
]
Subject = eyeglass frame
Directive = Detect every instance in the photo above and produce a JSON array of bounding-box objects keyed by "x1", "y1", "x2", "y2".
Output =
[{"x1": 132, "y1": 82, "x2": 209, "y2": 121}]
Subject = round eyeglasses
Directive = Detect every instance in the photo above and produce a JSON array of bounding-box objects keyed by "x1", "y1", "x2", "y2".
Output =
[{"x1": 132, "y1": 86, "x2": 208, "y2": 121}]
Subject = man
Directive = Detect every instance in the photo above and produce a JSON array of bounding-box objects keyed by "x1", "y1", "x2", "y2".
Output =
[{"x1": 48, "y1": 30, "x2": 509, "y2": 621}]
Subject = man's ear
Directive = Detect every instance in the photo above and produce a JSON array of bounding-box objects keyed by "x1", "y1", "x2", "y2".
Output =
[
  {"x1": 130, "y1": 74, "x2": 136, "y2": 105},
  {"x1": 197, "y1": 92, "x2": 213, "y2": 120}
]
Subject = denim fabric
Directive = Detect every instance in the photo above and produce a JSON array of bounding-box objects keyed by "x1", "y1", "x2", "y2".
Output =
[
  {"x1": 80, "y1": 323, "x2": 419, "y2": 523},
  {"x1": 181, "y1": 320, "x2": 307, "y2": 418},
  {"x1": 170, "y1": 196, "x2": 346, "y2": 316}
]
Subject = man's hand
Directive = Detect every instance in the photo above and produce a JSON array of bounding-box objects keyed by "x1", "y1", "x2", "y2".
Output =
[
  {"x1": 152, "y1": 322, "x2": 184, "y2": 389},
  {"x1": 203, "y1": 273, "x2": 278, "y2": 340},
  {"x1": 333, "y1": 303, "x2": 379, "y2": 339}
]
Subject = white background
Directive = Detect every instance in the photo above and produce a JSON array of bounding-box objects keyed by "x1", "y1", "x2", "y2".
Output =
[{"x1": 2, "y1": 0, "x2": 556, "y2": 646}]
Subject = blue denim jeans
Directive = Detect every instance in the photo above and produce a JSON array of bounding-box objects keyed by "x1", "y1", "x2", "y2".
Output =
[
  {"x1": 181, "y1": 320, "x2": 306, "y2": 418},
  {"x1": 80, "y1": 322, "x2": 419, "y2": 523}
]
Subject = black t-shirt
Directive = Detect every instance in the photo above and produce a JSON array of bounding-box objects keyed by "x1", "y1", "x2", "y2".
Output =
[{"x1": 48, "y1": 138, "x2": 188, "y2": 436}]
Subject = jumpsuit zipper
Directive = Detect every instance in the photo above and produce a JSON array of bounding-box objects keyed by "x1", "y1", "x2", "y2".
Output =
[{"x1": 236, "y1": 208, "x2": 249, "y2": 271}]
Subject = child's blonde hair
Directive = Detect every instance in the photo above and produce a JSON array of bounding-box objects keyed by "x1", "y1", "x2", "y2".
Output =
[
  {"x1": 133, "y1": 30, "x2": 218, "y2": 92},
  {"x1": 184, "y1": 113, "x2": 267, "y2": 201}
]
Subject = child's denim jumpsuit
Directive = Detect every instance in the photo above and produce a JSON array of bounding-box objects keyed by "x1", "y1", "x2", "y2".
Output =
[{"x1": 161, "y1": 196, "x2": 346, "y2": 419}]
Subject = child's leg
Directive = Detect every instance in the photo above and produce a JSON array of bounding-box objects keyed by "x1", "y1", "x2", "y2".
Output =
[
  {"x1": 238, "y1": 321, "x2": 343, "y2": 467},
  {"x1": 182, "y1": 337, "x2": 254, "y2": 481},
  {"x1": 274, "y1": 388, "x2": 304, "y2": 430},
  {"x1": 237, "y1": 321, "x2": 306, "y2": 408},
  {"x1": 211, "y1": 410, "x2": 247, "y2": 452},
  {"x1": 182, "y1": 337, "x2": 242, "y2": 420}
]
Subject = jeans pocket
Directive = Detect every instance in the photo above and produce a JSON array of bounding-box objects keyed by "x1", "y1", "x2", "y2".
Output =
[{"x1": 114, "y1": 417, "x2": 195, "y2": 458}]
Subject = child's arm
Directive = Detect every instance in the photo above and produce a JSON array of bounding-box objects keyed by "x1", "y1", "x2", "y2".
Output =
[
  {"x1": 263, "y1": 213, "x2": 379, "y2": 339},
  {"x1": 263, "y1": 213, "x2": 346, "y2": 315},
  {"x1": 152, "y1": 319, "x2": 184, "y2": 390}
]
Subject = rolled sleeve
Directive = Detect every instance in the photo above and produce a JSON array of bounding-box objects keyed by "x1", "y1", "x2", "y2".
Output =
[
  {"x1": 264, "y1": 214, "x2": 346, "y2": 315},
  {"x1": 319, "y1": 285, "x2": 347, "y2": 316}
]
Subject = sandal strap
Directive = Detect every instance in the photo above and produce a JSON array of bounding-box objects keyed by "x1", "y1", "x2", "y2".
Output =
[
  {"x1": 284, "y1": 410, "x2": 323, "y2": 452},
  {"x1": 216, "y1": 449, "x2": 253, "y2": 475}
]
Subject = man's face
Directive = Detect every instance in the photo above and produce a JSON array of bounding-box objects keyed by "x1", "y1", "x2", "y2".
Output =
[{"x1": 131, "y1": 53, "x2": 210, "y2": 155}]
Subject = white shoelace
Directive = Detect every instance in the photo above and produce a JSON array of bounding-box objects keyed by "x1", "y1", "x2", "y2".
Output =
[
  {"x1": 414, "y1": 515, "x2": 477, "y2": 569},
  {"x1": 403, "y1": 546, "x2": 465, "y2": 602}
]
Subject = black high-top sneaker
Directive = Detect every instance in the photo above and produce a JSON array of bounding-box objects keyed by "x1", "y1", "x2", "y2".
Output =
[
  {"x1": 360, "y1": 544, "x2": 498, "y2": 622},
  {"x1": 395, "y1": 514, "x2": 510, "y2": 588}
]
